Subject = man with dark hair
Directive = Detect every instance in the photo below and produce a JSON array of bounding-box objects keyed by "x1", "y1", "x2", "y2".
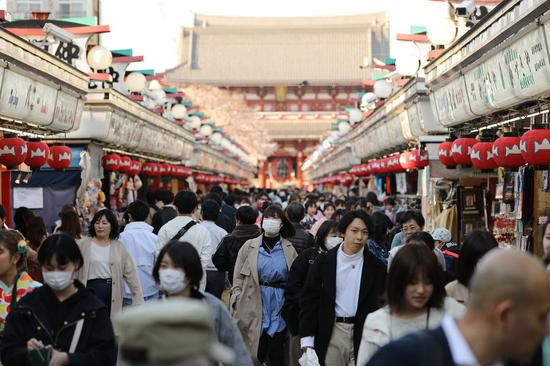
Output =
[
  {"x1": 285, "y1": 203, "x2": 315, "y2": 254},
  {"x1": 0, "y1": 204, "x2": 6, "y2": 229},
  {"x1": 367, "y1": 250, "x2": 550, "y2": 366},
  {"x1": 211, "y1": 186, "x2": 237, "y2": 222},
  {"x1": 152, "y1": 190, "x2": 177, "y2": 234},
  {"x1": 334, "y1": 199, "x2": 346, "y2": 211},
  {"x1": 120, "y1": 200, "x2": 159, "y2": 304},
  {"x1": 212, "y1": 206, "x2": 261, "y2": 285},
  {"x1": 157, "y1": 191, "x2": 212, "y2": 290},
  {"x1": 199, "y1": 200, "x2": 228, "y2": 298},
  {"x1": 204, "y1": 192, "x2": 235, "y2": 233},
  {"x1": 300, "y1": 210, "x2": 386, "y2": 366}
]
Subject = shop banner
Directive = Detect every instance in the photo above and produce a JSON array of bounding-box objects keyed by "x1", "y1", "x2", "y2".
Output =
[
  {"x1": 51, "y1": 91, "x2": 81, "y2": 131},
  {"x1": 431, "y1": 76, "x2": 476, "y2": 127},
  {"x1": 0, "y1": 69, "x2": 60, "y2": 127},
  {"x1": 465, "y1": 26, "x2": 550, "y2": 114}
]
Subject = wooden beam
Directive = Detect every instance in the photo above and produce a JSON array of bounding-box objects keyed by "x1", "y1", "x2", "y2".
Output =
[{"x1": 112, "y1": 55, "x2": 144, "y2": 63}]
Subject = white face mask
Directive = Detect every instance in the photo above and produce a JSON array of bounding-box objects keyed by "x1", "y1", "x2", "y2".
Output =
[
  {"x1": 159, "y1": 268, "x2": 186, "y2": 295},
  {"x1": 262, "y1": 218, "x2": 282, "y2": 237},
  {"x1": 325, "y1": 236, "x2": 343, "y2": 250},
  {"x1": 43, "y1": 271, "x2": 74, "y2": 291}
]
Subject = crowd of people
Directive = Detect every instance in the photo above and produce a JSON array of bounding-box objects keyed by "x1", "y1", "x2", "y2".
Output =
[{"x1": 0, "y1": 187, "x2": 548, "y2": 365}]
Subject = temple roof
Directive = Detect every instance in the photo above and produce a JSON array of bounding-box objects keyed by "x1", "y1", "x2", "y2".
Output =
[{"x1": 165, "y1": 13, "x2": 388, "y2": 86}]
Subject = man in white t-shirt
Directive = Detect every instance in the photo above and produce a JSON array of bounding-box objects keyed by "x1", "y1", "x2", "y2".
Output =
[{"x1": 157, "y1": 191, "x2": 212, "y2": 291}]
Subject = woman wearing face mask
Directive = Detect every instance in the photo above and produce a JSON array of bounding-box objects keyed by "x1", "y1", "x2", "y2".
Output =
[
  {"x1": 231, "y1": 205, "x2": 297, "y2": 366},
  {"x1": 0, "y1": 234, "x2": 117, "y2": 366},
  {"x1": 356, "y1": 244, "x2": 465, "y2": 365},
  {"x1": 153, "y1": 240, "x2": 253, "y2": 366},
  {"x1": 283, "y1": 221, "x2": 342, "y2": 364},
  {"x1": 0, "y1": 230, "x2": 41, "y2": 332},
  {"x1": 76, "y1": 209, "x2": 143, "y2": 319}
]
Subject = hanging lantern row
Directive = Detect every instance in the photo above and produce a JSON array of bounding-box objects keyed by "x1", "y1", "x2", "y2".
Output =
[
  {"x1": 0, "y1": 137, "x2": 73, "y2": 170},
  {"x1": 350, "y1": 149, "x2": 429, "y2": 177},
  {"x1": 193, "y1": 173, "x2": 239, "y2": 184},
  {"x1": 312, "y1": 173, "x2": 354, "y2": 186},
  {"x1": 438, "y1": 129, "x2": 550, "y2": 169},
  {"x1": 101, "y1": 155, "x2": 193, "y2": 178}
]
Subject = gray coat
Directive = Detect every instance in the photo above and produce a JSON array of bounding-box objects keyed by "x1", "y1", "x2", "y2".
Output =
[{"x1": 195, "y1": 290, "x2": 254, "y2": 366}]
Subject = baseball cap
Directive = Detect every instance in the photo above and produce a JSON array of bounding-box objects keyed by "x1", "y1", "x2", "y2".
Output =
[
  {"x1": 431, "y1": 228, "x2": 452, "y2": 243},
  {"x1": 115, "y1": 298, "x2": 235, "y2": 364}
]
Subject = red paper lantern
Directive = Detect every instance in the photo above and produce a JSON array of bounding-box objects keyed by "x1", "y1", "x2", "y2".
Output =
[
  {"x1": 492, "y1": 136, "x2": 524, "y2": 169},
  {"x1": 471, "y1": 142, "x2": 497, "y2": 170},
  {"x1": 119, "y1": 156, "x2": 132, "y2": 174},
  {"x1": 0, "y1": 137, "x2": 27, "y2": 168},
  {"x1": 520, "y1": 129, "x2": 550, "y2": 166},
  {"x1": 370, "y1": 160, "x2": 381, "y2": 174},
  {"x1": 128, "y1": 160, "x2": 142, "y2": 176},
  {"x1": 25, "y1": 141, "x2": 49, "y2": 169},
  {"x1": 399, "y1": 151, "x2": 415, "y2": 170},
  {"x1": 194, "y1": 173, "x2": 206, "y2": 183},
  {"x1": 438, "y1": 141, "x2": 456, "y2": 167},
  {"x1": 451, "y1": 138, "x2": 478, "y2": 166},
  {"x1": 142, "y1": 162, "x2": 159, "y2": 176},
  {"x1": 158, "y1": 163, "x2": 168, "y2": 175},
  {"x1": 410, "y1": 149, "x2": 429, "y2": 169},
  {"x1": 386, "y1": 156, "x2": 402, "y2": 173},
  {"x1": 102, "y1": 154, "x2": 121, "y2": 171},
  {"x1": 48, "y1": 145, "x2": 72, "y2": 170},
  {"x1": 339, "y1": 173, "x2": 354, "y2": 185}
]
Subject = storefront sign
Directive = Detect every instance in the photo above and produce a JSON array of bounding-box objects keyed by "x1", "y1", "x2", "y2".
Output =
[
  {"x1": 431, "y1": 76, "x2": 476, "y2": 127},
  {"x1": 51, "y1": 91, "x2": 82, "y2": 131},
  {"x1": 465, "y1": 26, "x2": 550, "y2": 114}
]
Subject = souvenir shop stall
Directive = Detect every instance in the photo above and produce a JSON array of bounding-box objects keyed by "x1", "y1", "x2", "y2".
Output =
[
  {"x1": 346, "y1": 78, "x2": 447, "y2": 211},
  {"x1": 425, "y1": 0, "x2": 550, "y2": 249},
  {"x1": 0, "y1": 26, "x2": 89, "y2": 229}
]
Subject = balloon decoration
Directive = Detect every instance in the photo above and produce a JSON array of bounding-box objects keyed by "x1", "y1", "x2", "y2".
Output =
[
  {"x1": 0, "y1": 137, "x2": 27, "y2": 168},
  {"x1": 25, "y1": 141, "x2": 49, "y2": 170},
  {"x1": 520, "y1": 129, "x2": 550, "y2": 167},
  {"x1": 492, "y1": 136, "x2": 524, "y2": 169},
  {"x1": 438, "y1": 141, "x2": 456, "y2": 168},
  {"x1": 119, "y1": 156, "x2": 132, "y2": 174},
  {"x1": 48, "y1": 145, "x2": 72, "y2": 170},
  {"x1": 451, "y1": 138, "x2": 478, "y2": 166},
  {"x1": 471, "y1": 142, "x2": 497, "y2": 170},
  {"x1": 102, "y1": 154, "x2": 121, "y2": 171}
]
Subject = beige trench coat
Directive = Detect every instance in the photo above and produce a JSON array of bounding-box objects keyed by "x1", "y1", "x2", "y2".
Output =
[
  {"x1": 76, "y1": 237, "x2": 144, "y2": 319},
  {"x1": 230, "y1": 235, "x2": 298, "y2": 362}
]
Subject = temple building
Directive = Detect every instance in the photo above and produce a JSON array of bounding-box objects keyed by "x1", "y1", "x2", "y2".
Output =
[{"x1": 165, "y1": 13, "x2": 389, "y2": 188}]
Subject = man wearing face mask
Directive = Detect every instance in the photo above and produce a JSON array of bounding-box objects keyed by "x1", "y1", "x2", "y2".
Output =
[
  {"x1": 231, "y1": 205, "x2": 297, "y2": 366},
  {"x1": 300, "y1": 211, "x2": 387, "y2": 366}
]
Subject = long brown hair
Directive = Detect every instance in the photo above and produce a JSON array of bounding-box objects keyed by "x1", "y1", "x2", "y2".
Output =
[
  {"x1": 59, "y1": 211, "x2": 83, "y2": 240},
  {"x1": 0, "y1": 230, "x2": 26, "y2": 273}
]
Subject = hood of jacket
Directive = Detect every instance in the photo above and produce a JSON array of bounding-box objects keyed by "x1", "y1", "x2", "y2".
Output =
[{"x1": 231, "y1": 224, "x2": 262, "y2": 240}]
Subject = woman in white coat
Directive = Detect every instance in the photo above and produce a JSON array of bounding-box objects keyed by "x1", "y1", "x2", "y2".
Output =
[{"x1": 357, "y1": 243, "x2": 465, "y2": 365}]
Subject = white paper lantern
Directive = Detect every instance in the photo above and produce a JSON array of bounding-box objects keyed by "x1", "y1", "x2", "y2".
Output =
[
  {"x1": 361, "y1": 92, "x2": 376, "y2": 105},
  {"x1": 150, "y1": 89, "x2": 166, "y2": 101},
  {"x1": 148, "y1": 80, "x2": 163, "y2": 90},
  {"x1": 211, "y1": 132, "x2": 223, "y2": 144},
  {"x1": 87, "y1": 45, "x2": 112, "y2": 70},
  {"x1": 171, "y1": 104, "x2": 187, "y2": 119},
  {"x1": 394, "y1": 43, "x2": 421, "y2": 76},
  {"x1": 427, "y1": 17, "x2": 456, "y2": 46},
  {"x1": 338, "y1": 121, "x2": 352, "y2": 134},
  {"x1": 200, "y1": 124, "x2": 213, "y2": 137},
  {"x1": 322, "y1": 139, "x2": 331, "y2": 149},
  {"x1": 125, "y1": 72, "x2": 146, "y2": 92},
  {"x1": 374, "y1": 80, "x2": 392, "y2": 99},
  {"x1": 188, "y1": 116, "x2": 202, "y2": 130},
  {"x1": 348, "y1": 108, "x2": 364, "y2": 124}
]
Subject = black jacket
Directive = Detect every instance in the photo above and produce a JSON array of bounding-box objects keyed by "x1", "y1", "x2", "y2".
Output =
[
  {"x1": 366, "y1": 326, "x2": 518, "y2": 366},
  {"x1": 283, "y1": 246, "x2": 325, "y2": 335},
  {"x1": 152, "y1": 206, "x2": 177, "y2": 234},
  {"x1": 216, "y1": 213, "x2": 236, "y2": 234},
  {"x1": 288, "y1": 223, "x2": 316, "y2": 255},
  {"x1": 212, "y1": 224, "x2": 262, "y2": 284},
  {"x1": 0, "y1": 281, "x2": 117, "y2": 366},
  {"x1": 300, "y1": 245, "x2": 386, "y2": 365}
]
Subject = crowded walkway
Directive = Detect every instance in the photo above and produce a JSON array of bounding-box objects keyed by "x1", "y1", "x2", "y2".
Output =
[{"x1": 0, "y1": 187, "x2": 549, "y2": 365}]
